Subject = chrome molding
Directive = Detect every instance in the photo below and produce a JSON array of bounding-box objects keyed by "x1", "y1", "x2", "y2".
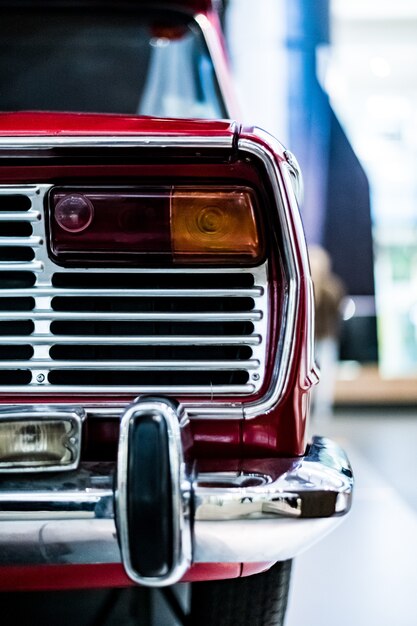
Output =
[
  {"x1": 0, "y1": 135, "x2": 235, "y2": 150},
  {"x1": 0, "y1": 130, "x2": 308, "y2": 421},
  {"x1": 283, "y1": 149, "x2": 304, "y2": 206},
  {"x1": 115, "y1": 400, "x2": 192, "y2": 587},
  {"x1": 1, "y1": 385, "x2": 255, "y2": 396},
  {"x1": 0, "y1": 462, "x2": 118, "y2": 565},
  {"x1": 0, "y1": 437, "x2": 352, "y2": 573},
  {"x1": 238, "y1": 131, "x2": 314, "y2": 419},
  {"x1": 194, "y1": 436, "x2": 353, "y2": 562},
  {"x1": 193, "y1": 437, "x2": 353, "y2": 522}
]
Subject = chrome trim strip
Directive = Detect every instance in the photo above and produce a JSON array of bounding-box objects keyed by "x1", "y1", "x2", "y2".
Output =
[
  {"x1": 0, "y1": 311, "x2": 262, "y2": 322},
  {"x1": 84, "y1": 405, "x2": 245, "y2": 420},
  {"x1": 0, "y1": 260, "x2": 43, "y2": 271},
  {"x1": 279, "y1": 152, "x2": 318, "y2": 387},
  {"x1": 0, "y1": 236, "x2": 42, "y2": 247},
  {"x1": 283, "y1": 150, "x2": 304, "y2": 206},
  {"x1": 0, "y1": 385, "x2": 255, "y2": 395},
  {"x1": 115, "y1": 399, "x2": 191, "y2": 587},
  {"x1": 0, "y1": 211, "x2": 41, "y2": 222},
  {"x1": 48, "y1": 266, "x2": 256, "y2": 274},
  {"x1": 238, "y1": 132, "x2": 308, "y2": 419},
  {"x1": 193, "y1": 437, "x2": 353, "y2": 522},
  {"x1": 0, "y1": 135, "x2": 234, "y2": 149},
  {"x1": 0, "y1": 287, "x2": 263, "y2": 298},
  {"x1": 183, "y1": 405, "x2": 244, "y2": 419},
  {"x1": 0, "y1": 437, "x2": 352, "y2": 572},
  {"x1": 8, "y1": 359, "x2": 259, "y2": 371},
  {"x1": 0, "y1": 490, "x2": 112, "y2": 507},
  {"x1": 0, "y1": 335, "x2": 261, "y2": 346}
]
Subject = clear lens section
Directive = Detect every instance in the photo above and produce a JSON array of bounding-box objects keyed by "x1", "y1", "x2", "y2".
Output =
[
  {"x1": 50, "y1": 189, "x2": 171, "y2": 259},
  {"x1": 0, "y1": 420, "x2": 76, "y2": 468},
  {"x1": 55, "y1": 194, "x2": 94, "y2": 233}
]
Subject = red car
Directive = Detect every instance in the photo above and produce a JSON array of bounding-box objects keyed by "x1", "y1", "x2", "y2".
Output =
[{"x1": 0, "y1": 1, "x2": 352, "y2": 624}]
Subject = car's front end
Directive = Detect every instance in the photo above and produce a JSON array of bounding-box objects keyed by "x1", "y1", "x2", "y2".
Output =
[
  {"x1": 0, "y1": 2, "x2": 353, "y2": 624},
  {"x1": 0, "y1": 114, "x2": 352, "y2": 591}
]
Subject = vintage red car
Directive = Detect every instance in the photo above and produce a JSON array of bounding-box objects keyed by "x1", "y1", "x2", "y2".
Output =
[{"x1": 0, "y1": 1, "x2": 352, "y2": 624}]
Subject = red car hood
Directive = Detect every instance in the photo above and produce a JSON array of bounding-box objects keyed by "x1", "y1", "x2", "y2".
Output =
[{"x1": 0, "y1": 112, "x2": 236, "y2": 140}]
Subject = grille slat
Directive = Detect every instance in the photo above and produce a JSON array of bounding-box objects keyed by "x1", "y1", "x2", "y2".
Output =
[
  {"x1": 0, "y1": 261, "x2": 42, "y2": 272},
  {"x1": 0, "y1": 184, "x2": 268, "y2": 396},
  {"x1": 0, "y1": 211, "x2": 41, "y2": 222},
  {"x1": 0, "y1": 287, "x2": 263, "y2": 298},
  {"x1": 1, "y1": 384, "x2": 256, "y2": 394},
  {"x1": 0, "y1": 310, "x2": 262, "y2": 322},
  {"x1": 0, "y1": 237, "x2": 42, "y2": 247},
  {"x1": 0, "y1": 359, "x2": 259, "y2": 371},
  {"x1": 0, "y1": 334, "x2": 262, "y2": 345}
]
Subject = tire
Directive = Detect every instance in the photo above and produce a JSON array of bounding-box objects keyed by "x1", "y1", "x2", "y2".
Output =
[{"x1": 188, "y1": 560, "x2": 292, "y2": 626}]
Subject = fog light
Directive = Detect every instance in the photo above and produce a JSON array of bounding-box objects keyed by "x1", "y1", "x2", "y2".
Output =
[{"x1": 0, "y1": 408, "x2": 83, "y2": 472}]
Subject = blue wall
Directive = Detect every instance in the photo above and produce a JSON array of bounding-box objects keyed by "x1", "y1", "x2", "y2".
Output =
[{"x1": 286, "y1": 0, "x2": 374, "y2": 298}]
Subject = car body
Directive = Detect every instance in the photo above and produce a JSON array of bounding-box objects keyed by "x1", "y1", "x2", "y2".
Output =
[{"x1": 0, "y1": 1, "x2": 352, "y2": 623}]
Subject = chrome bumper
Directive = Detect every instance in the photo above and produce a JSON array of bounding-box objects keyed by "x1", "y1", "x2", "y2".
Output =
[{"x1": 0, "y1": 399, "x2": 353, "y2": 587}]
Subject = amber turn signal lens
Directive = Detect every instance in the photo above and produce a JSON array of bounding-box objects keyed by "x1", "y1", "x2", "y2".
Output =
[{"x1": 171, "y1": 188, "x2": 262, "y2": 263}]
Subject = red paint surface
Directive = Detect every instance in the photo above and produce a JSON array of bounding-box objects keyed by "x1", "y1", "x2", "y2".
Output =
[
  {"x1": 195, "y1": 456, "x2": 298, "y2": 477},
  {"x1": 191, "y1": 419, "x2": 242, "y2": 456},
  {"x1": 0, "y1": 563, "x2": 243, "y2": 592},
  {"x1": 241, "y1": 562, "x2": 274, "y2": 577},
  {"x1": 0, "y1": 112, "x2": 236, "y2": 138}
]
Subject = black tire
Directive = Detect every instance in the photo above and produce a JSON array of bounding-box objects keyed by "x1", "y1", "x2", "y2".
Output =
[{"x1": 189, "y1": 560, "x2": 292, "y2": 626}]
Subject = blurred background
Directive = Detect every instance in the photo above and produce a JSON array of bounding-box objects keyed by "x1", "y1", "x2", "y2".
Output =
[
  {"x1": 224, "y1": 2, "x2": 417, "y2": 624},
  {"x1": 226, "y1": 0, "x2": 417, "y2": 405}
]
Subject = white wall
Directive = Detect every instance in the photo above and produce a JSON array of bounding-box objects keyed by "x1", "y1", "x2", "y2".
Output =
[{"x1": 225, "y1": 0, "x2": 289, "y2": 145}]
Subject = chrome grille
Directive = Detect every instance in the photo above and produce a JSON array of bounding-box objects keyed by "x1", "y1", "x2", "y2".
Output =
[{"x1": 0, "y1": 184, "x2": 268, "y2": 396}]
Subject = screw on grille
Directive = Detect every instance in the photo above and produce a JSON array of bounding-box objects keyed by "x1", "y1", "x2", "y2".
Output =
[{"x1": 36, "y1": 374, "x2": 45, "y2": 383}]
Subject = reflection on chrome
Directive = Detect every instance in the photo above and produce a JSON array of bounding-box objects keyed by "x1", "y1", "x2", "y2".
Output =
[
  {"x1": 193, "y1": 437, "x2": 353, "y2": 521},
  {"x1": 0, "y1": 430, "x2": 352, "y2": 578}
]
